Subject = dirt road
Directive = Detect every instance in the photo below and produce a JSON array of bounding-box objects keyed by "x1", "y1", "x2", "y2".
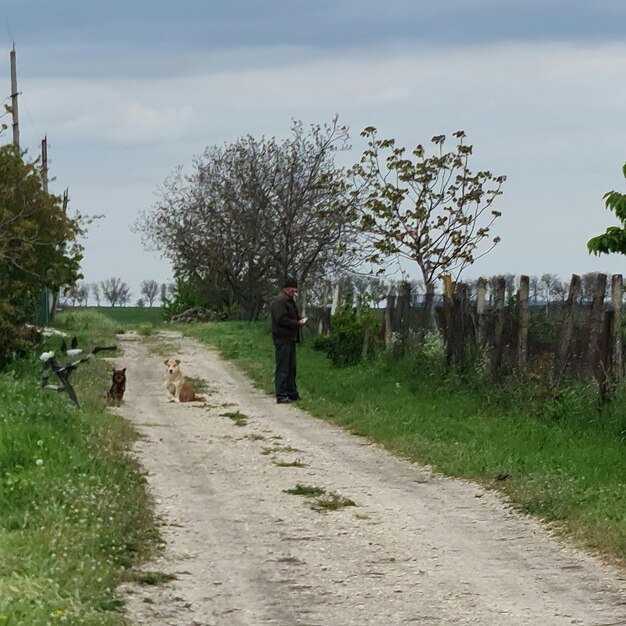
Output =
[{"x1": 116, "y1": 331, "x2": 626, "y2": 625}]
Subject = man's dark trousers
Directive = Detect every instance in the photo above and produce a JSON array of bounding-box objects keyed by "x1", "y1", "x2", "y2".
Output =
[{"x1": 274, "y1": 338, "x2": 298, "y2": 400}]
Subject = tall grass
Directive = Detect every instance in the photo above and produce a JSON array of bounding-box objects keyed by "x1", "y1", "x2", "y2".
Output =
[
  {"x1": 187, "y1": 321, "x2": 626, "y2": 565},
  {"x1": 0, "y1": 311, "x2": 159, "y2": 625}
]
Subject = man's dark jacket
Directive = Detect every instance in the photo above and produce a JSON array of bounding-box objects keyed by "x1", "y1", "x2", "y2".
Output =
[{"x1": 270, "y1": 293, "x2": 300, "y2": 342}]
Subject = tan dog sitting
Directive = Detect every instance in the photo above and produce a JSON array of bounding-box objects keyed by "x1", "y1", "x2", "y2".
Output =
[{"x1": 163, "y1": 358, "x2": 206, "y2": 402}]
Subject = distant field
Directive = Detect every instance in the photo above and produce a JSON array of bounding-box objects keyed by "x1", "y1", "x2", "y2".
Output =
[{"x1": 65, "y1": 306, "x2": 165, "y2": 326}]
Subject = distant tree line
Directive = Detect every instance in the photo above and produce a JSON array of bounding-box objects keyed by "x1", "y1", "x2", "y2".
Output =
[{"x1": 62, "y1": 279, "x2": 174, "y2": 308}]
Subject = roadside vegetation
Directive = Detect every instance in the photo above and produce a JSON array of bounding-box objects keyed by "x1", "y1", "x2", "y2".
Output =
[
  {"x1": 186, "y1": 320, "x2": 626, "y2": 566},
  {"x1": 0, "y1": 311, "x2": 160, "y2": 625}
]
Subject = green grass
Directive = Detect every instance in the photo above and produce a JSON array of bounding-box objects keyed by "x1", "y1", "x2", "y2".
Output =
[
  {"x1": 186, "y1": 321, "x2": 626, "y2": 566},
  {"x1": 0, "y1": 311, "x2": 161, "y2": 624},
  {"x1": 67, "y1": 306, "x2": 166, "y2": 329}
]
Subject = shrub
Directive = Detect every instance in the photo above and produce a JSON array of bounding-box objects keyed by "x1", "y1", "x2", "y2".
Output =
[{"x1": 312, "y1": 307, "x2": 380, "y2": 367}]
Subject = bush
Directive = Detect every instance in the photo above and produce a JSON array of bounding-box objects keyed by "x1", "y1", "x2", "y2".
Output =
[
  {"x1": 163, "y1": 277, "x2": 238, "y2": 320},
  {"x1": 312, "y1": 307, "x2": 380, "y2": 367}
]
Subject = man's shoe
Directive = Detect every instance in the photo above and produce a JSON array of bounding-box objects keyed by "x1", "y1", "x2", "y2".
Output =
[
  {"x1": 277, "y1": 397, "x2": 292, "y2": 404},
  {"x1": 289, "y1": 394, "x2": 301, "y2": 401}
]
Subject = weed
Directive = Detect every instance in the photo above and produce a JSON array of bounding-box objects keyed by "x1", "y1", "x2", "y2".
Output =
[
  {"x1": 130, "y1": 570, "x2": 177, "y2": 585},
  {"x1": 262, "y1": 444, "x2": 301, "y2": 455},
  {"x1": 284, "y1": 484, "x2": 326, "y2": 497},
  {"x1": 310, "y1": 492, "x2": 357, "y2": 512},
  {"x1": 220, "y1": 410, "x2": 248, "y2": 426},
  {"x1": 185, "y1": 376, "x2": 210, "y2": 396}
]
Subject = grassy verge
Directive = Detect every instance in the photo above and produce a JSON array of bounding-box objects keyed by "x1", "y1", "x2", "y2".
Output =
[
  {"x1": 0, "y1": 311, "x2": 160, "y2": 625},
  {"x1": 185, "y1": 321, "x2": 626, "y2": 567},
  {"x1": 65, "y1": 306, "x2": 165, "y2": 329}
]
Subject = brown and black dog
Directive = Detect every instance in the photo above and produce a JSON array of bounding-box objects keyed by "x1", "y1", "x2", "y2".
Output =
[{"x1": 107, "y1": 368, "x2": 127, "y2": 402}]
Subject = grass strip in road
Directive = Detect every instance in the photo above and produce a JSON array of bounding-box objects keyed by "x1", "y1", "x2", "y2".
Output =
[
  {"x1": 0, "y1": 311, "x2": 160, "y2": 625},
  {"x1": 186, "y1": 321, "x2": 626, "y2": 566}
]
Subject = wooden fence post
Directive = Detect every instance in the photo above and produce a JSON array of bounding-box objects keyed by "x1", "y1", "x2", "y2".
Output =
[
  {"x1": 318, "y1": 286, "x2": 331, "y2": 336},
  {"x1": 598, "y1": 311, "x2": 612, "y2": 402},
  {"x1": 586, "y1": 273, "x2": 608, "y2": 378},
  {"x1": 554, "y1": 274, "x2": 581, "y2": 384},
  {"x1": 490, "y1": 277, "x2": 506, "y2": 381},
  {"x1": 517, "y1": 275, "x2": 529, "y2": 369},
  {"x1": 384, "y1": 284, "x2": 396, "y2": 349},
  {"x1": 476, "y1": 277, "x2": 487, "y2": 346},
  {"x1": 353, "y1": 286, "x2": 362, "y2": 315},
  {"x1": 611, "y1": 274, "x2": 623, "y2": 384}
]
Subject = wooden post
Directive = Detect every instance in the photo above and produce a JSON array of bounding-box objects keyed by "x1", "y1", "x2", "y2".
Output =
[
  {"x1": 476, "y1": 277, "x2": 487, "y2": 346},
  {"x1": 611, "y1": 274, "x2": 623, "y2": 383},
  {"x1": 586, "y1": 273, "x2": 607, "y2": 378},
  {"x1": 517, "y1": 275, "x2": 529, "y2": 369},
  {"x1": 384, "y1": 284, "x2": 396, "y2": 349},
  {"x1": 490, "y1": 277, "x2": 506, "y2": 380},
  {"x1": 318, "y1": 287, "x2": 328, "y2": 335},
  {"x1": 352, "y1": 286, "x2": 362, "y2": 315},
  {"x1": 10, "y1": 46, "x2": 20, "y2": 148},
  {"x1": 554, "y1": 274, "x2": 581, "y2": 383},
  {"x1": 597, "y1": 311, "x2": 612, "y2": 402},
  {"x1": 400, "y1": 280, "x2": 412, "y2": 341}
]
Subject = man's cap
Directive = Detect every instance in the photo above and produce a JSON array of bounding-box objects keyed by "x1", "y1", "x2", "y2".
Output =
[{"x1": 282, "y1": 277, "x2": 298, "y2": 289}]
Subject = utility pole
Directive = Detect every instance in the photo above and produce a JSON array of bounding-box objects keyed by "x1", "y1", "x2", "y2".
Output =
[
  {"x1": 41, "y1": 136, "x2": 48, "y2": 192},
  {"x1": 10, "y1": 44, "x2": 20, "y2": 148}
]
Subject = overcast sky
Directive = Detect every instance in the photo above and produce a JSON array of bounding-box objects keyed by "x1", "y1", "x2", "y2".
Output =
[{"x1": 2, "y1": 1, "x2": 625, "y2": 301}]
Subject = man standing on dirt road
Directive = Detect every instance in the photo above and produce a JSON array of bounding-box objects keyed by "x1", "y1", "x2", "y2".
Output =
[{"x1": 270, "y1": 277, "x2": 306, "y2": 404}]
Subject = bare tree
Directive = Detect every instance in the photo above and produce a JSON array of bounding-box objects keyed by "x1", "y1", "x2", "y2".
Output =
[
  {"x1": 100, "y1": 277, "x2": 131, "y2": 307},
  {"x1": 65, "y1": 285, "x2": 80, "y2": 307},
  {"x1": 136, "y1": 118, "x2": 359, "y2": 320},
  {"x1": 539, "y1": 273, "x2": 559, "y2": 313},
  {"x1": 140, "y1": 279, "x2": 159, "y2": 307},
  {"x1": 91, "y1": 282, "x2": 101, "y2": 307},
  {"x1": 529, "y1": 276, "x2": 541, "y2": 304},
  {"x1": 551, "y1": 278, "x2": 568, "y2": 303},
  {"x1": 160, "y1": 282, "x2": 175, "y2": 305}
]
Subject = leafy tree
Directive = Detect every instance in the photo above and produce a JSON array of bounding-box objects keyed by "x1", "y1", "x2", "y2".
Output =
[
  {"x1": 351, "y1": 129, "x2": 505, "y2": 324},
  {"x1": 0, "y1": 144, "x2": 85, "y2": 367},
  {"x1": 136, "y1": 118, "x2": 359, "y2": 320},
  {"x1": 587, "y1": 162, "x2": 626, "y2": 256},
  {"x1": 140, "y1": 279, "x2": 159, "y2": 306},
  {"x1": 100, "y1": 277, "x2": 130, "y2": 307}
]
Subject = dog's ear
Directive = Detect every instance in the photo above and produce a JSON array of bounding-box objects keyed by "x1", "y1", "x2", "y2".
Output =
[
  {"x1": 163, "y1": 359, "x2": 169, "y2": 365},
  {"x1": 175, "y1": 359, "x2": 181, "y2": 365},
  {"x1": 121, "y1": 368, "x2": 126, "y2": 373}
]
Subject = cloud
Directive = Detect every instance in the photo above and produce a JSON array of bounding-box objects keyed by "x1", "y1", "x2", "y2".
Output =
[{"x1": 4, "y1": 38, "x2": 626, "y2": 294}]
